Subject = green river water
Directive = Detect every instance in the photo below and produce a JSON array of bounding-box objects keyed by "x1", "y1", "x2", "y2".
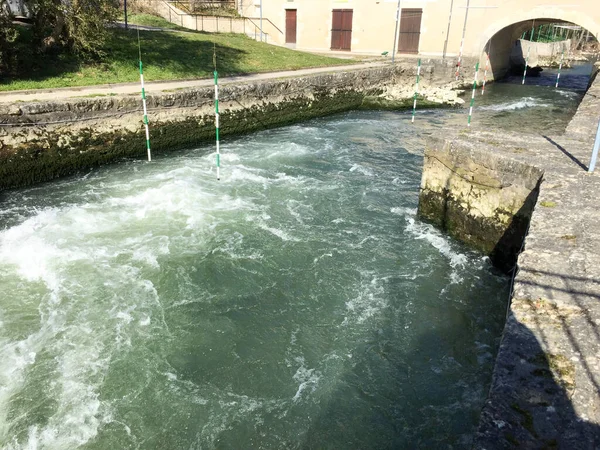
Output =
[{"x1": 0, "y1": 64, "x2": 592, "y2": 449}]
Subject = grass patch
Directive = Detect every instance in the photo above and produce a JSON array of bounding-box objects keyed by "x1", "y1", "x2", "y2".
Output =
[
  {"x1": 0, "y1": 25, "x2": 349, "y2": 91},
  {"x1": 560, "y1": 234, "x2": 577, "y2": 240},
  {"x1": 539, "y1": 200, "x2": 557, "y2": 208},
  {"x1": 120, "y1": 13, "x2": 188, "y2": 31}
]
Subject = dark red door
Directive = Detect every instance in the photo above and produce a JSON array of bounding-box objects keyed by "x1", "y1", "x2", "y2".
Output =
[
  {"x1": 286, "y1": 9, "x2": 297, "y2": 44},
  {"x1": 398, "y1": 8, "x2": 422, "y2": 54},
  {"x1": 331, "y1": 9, "x2": 353, "y2": 51}
]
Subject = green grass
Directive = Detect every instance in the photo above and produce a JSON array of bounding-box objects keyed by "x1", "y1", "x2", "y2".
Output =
[
  {"x1": 0, "y1": 25, "x2": 350, "y2": 91},
  {"x1": 121, "y1": 13, "x2": 188, "y2": 31}
]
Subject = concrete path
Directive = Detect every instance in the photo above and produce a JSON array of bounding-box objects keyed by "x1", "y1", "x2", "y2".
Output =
[{"x1": 0, "y1": 62, "x2": 386, "y2": 104}]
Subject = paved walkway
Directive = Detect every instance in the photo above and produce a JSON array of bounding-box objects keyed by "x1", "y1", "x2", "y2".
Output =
[{"x1": 0, "y1": 62, "x2": 386, "y2": 104}]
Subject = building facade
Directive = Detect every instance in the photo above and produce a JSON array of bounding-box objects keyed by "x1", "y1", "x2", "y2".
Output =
[{"x1": 239, "y1": 0, "x2": 599, "y2": 62}]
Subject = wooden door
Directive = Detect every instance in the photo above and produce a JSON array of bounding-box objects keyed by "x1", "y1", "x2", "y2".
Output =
[
  {"x1": 331, "y1": 9, "x2": 353, "y2": 51},
  {"x1": 398, "y1": 8, "x2": 422, "y2": 54},
  {"x1": 286, "y1": 9, "x2": 297, "y2": 44}
]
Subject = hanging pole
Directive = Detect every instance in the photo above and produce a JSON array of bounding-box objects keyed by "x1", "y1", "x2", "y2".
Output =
[
  {"x1": 522, "y1": 20, "x2": 535, "y2": 86},
  {"x1": 411, "y1": 58, "x2": 421, "y2": 123},
  {"x1": 213, "y1": 44, "x2": 221, "y2": 180},
  {"x1": 455, "y1": 0, "x2": 471, "y2": 81},
  {"x1": 137, "y1": 29, "x2": 151, "y2": 162},
  {"x1": 555, "y1": 50, "x2": 564, "y2": 88},
  {"x1": 442, "y1": 0, "x2": 454, "y2": 60},
  {"x1": 391, "y1": 0, "x2": 402, "y2": 64},
  {"x1": 482, "y1": 41, "x2": 490, "y2": 94},
  {"x1": 590, "y1": 119, "x2": 600, "y2": 173},
  {"x1": 522, "y1": 42, "x2": 531, "y2": 85},
  {"x1": 467, "y1": 62, "x2": 480, "y2": 127}
]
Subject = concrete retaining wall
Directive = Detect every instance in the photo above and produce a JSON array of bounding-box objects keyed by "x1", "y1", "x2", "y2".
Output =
[{"x1": 0, "y1": 62, "x2": 458, "y2": 190}]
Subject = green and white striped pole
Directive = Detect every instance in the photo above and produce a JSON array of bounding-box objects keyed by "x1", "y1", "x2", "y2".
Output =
[
  {"x1": 139, "y1": 60, "x2": 151, "y2": 162},
  {"x1": 411, "y1": 58, "x2": 421, "y2": 123},
  {"x1": 213, "y1": 46, "x2": 221, "y2": 180},
  {"x1": 555, "y1": 50, "x2": 564, "y2": 88},
  {"x1": 482, "y1": 47, "x2": 490, "y2": 94},
  {"x1": 467, "y1": 62, "x2": 479, "y2": 127},
  {"x1": 522, "y1": 42, "x2": 531, "y2": 85},
  {"x1": 455, "y1": 0, "x2": 471, "y2": 81},
  {"x1": 138, "y1": 30, "x2": 151, "y2": 162}
]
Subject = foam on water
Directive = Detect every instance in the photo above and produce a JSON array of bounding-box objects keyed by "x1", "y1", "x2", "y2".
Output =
[
  {"x1": 292, "y1": 356, "x2": 321, "y2": 402},
  {"x1": 349, "y1": 164, "x2": 375, "y2": 177},
  {"x1": 404, "y1": 217, "x2": 469, "y2": 284},
  {"x1": 480, "y1": 97, "x2": 551, "y2": 111}
]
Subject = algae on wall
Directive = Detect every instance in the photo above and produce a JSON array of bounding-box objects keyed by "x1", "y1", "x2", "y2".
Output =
[
  {"x1": 417, "y1": 138, "x2": 544, "y2": 272},
  {"x1": 0, "y1": 66, "x2": 423, "y2": 190}
]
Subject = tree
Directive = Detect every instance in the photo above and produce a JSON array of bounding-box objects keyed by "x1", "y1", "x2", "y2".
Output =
[
  {"x1": 0, "y1": 1, "x2": 18, "y2": 74},
  {"x1": 27, "y1": 0, "x2": 119, "y2": 58}
]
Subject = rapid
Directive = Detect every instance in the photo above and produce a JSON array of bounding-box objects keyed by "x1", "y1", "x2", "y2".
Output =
[{"x1": 0, "y1": 62, "x2": 592, "y2": 449}]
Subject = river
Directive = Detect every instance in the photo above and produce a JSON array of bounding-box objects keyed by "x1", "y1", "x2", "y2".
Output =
[{"x1": 0, "y1": 63, "x2": 592, "y2": 449}]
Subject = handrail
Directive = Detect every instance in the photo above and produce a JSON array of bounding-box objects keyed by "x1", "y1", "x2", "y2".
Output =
[
  {"x1": 163, "y1": 0, "x2": 283, "y2": 35},
  {"x1": 160, "y1": 1, "x2": 283, "y2": 43},
  {"x1": 245, "y1": 17, "x2": 283, "y2": 35}
]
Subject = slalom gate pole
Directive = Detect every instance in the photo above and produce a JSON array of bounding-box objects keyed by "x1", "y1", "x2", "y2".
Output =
[
  {"x1": 137, "y1": 29, "x2": 151, "y2": 162},
  {"x1": 391, "y1": 0, "x2": 402, "y2": 64},
  {"x1": 467, "y1": 62, "x2": 480, "y2": 127},
  {"x1": 522, "y1": 21, "x2": 536, "y2": 86},
  {"x1": 213, "y1": 44, "x2": 221, "y2": 180},
  {"x1": 522, "y1": 43, "x2": 531, "y2": 85},
  {"x1": 556, "y1": 50, "x2": 564, "y2": 88},
  {"x1": 482, "y1": 48, "x2": 490, "y2": 94},
  {"x1": 455, "y1": 0, "x2": 471, "y2": 80},
  {"x1": 411, "y1": 58, "x2": 421, "y2": 123}
]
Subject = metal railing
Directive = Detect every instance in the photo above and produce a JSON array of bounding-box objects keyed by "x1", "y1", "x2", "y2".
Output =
[
  {"x1": 162, "y1": 1, "x2": 282, "y2": 43},
  {"x1": 170, "y1": 0, "x2": 236, "y2": 14}
]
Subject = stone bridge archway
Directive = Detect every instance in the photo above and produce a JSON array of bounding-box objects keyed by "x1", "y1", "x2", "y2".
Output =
[{"x1": 471, "y1": 6, "x2": 600, "y2": 79}]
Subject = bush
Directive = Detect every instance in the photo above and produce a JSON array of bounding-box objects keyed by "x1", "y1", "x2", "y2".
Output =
[{"x1": 0, "y1": 2, "x2": 18, "y2": 75}]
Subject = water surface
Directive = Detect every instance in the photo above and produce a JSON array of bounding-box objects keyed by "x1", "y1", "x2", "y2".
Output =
[{"x1": 0, "y1": 63, "x2": 589, "y2": 449}]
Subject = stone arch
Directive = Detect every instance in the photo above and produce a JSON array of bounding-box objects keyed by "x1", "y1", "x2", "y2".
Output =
[{"x1": 472, "y1": 8, "x2": 600, "y2": 79}]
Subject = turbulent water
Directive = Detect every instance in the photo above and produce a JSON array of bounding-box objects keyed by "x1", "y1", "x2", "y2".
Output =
[{"x1": 0, "y1": 64, "x2": 590, "y2": 449}]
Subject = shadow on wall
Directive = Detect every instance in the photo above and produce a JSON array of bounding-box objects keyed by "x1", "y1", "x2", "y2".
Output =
[
  {"x1": 490, "y1": 180, "x2": 541, "y2": 274},
  {"x1": 475, "y1": 309, "x2": 600, "y2": 448}
]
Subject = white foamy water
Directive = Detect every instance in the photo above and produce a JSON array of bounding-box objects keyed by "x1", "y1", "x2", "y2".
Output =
[
  {"x1": 480, "y1": 97, "x2": 551, "y2": 111},
  {"x1": 0, "y1": 110, "x2": 512, "y2": 449}
]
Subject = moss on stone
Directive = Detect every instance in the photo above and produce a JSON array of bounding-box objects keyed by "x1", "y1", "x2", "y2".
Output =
[
  {"x1": 560, "y1": 234, "x2": 577, "y2": 240},
  {"x1": 510, "y1": 403, "x2": 537, "y2": 437},
  {"x1": 0, "y1": 89, "x2": 365, "y2": 190}
]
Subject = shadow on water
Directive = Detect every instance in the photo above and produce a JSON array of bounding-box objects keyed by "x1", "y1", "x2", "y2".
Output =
[
  {"x1": 292, "y1": 258, "x2": 510, "y2": 448},
  {"x1": 297, "y1": 303, "x2": 600, "y2": 448}
]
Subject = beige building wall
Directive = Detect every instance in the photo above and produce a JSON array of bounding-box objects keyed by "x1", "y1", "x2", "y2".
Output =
[{"x1": 239, "y1": 0, "x2": 599, "y2": 60}]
